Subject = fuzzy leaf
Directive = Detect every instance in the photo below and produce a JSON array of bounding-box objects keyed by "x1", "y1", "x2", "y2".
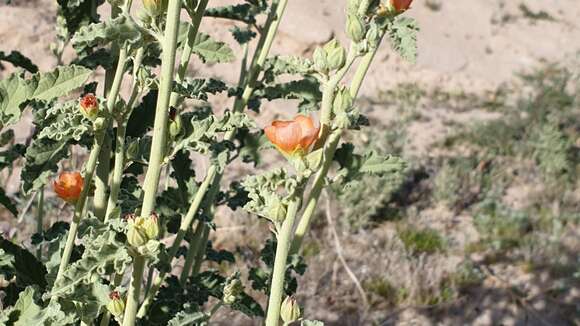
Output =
[
  {"x1": 205, "y1": 3, "x2": 259, "y2": 24},
  {"x1": 256, "y1": 77, "x2": 321, "y2": 112},
  {"x1": 26, "y1": 65, "x2": 92, "y2": 102},
  {"x1": 173, "y1": 78, "x2": 228, "y2": 101},
  {"x1": 387, "y1": 16, "x2": 419, "y2": 63},
  {"x1": 0, "y1": 73, "x2": 30, "y2": 126},
  {"x1": 334, "y1": 143, "x2": 407, "y2": 183},
  {"x1": 50, "y1": 216, "x2": 131, "y2": 298},
  {"x1": 167, "y1": 306, "x2": 207, "y2": 326},
  {"x1": 72, "y1": 16, "x2": 141, "y2": 52},
  {"x1": 38, "y1": 100, "x2": 92, "y2": 142},
  {"x1": 0, "y1": 51, "x2": 38, "y2": 73},
  {"x1": 192, "y1": 33, "x2": 235, "y2": 64}
]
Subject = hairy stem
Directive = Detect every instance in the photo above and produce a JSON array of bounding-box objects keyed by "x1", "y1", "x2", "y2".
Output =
[
  {"x1": 94, "y1": 45, "x2": 129, "y2": 220},
  {"x1": 291, "y1": 43, "x2": 382, "y2": 254},
  {"x1": 265, "y1": 197, "x2": 301, "y2": 326},
  {"x1": 105, "y1": 48, "x2": 145, "y2": 221},
  {"x1": 137, "y1": 165, "x2": 218, "y2": 317},
  {"x1": 122, "y1": 0, "x2": 183, "y2": 324}
]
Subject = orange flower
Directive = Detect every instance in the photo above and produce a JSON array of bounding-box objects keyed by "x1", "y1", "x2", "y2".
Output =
[
  {"x1": 264, "y1": 115, "x2": 319, "y2": 156},
  {"x1": 53, "y1": 172, "x2": 84, "y2": 203},
  {"x1": 390, "y1": 0, "x2": 413, "y2": 12},
  {"x1": 79, "y1": 93, "x2": 99, "y2": 120}
]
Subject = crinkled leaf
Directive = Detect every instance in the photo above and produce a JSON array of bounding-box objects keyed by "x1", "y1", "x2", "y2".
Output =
[
  {"x1": 173, "y1": 78, "x2": 228, "y2": 101},
  {"x1": 167, "y1": 306, "x2": 208, "y2": 326},
  {"x1": 205, "y1": 3, "x2": 259, "y2": 24},
  {"x1": 387, "y1": 16, "x2": 419, "y2": 63},
  {"x1": 334, "y1": 143, "x2": 407, "y2": 183},
  {"x1": 192, "y1": 33, "x2": 235, "y2": 64},
  {"x1": 255, "y1": 77, "x2": 321, "y2": 113},
  {"x1": 38, "y1": 100, "x2": 92, "y2": 142},
  {"x1": 72, "y1": 16, "x2": 142, "y2": 52}
]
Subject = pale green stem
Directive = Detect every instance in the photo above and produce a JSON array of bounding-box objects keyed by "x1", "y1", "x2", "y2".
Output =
[
  {"x1": 105, "y1": 48, "x2": 145, "y2": 221},
  {"x1": 36, "y1": 187, "x2": 44, "y2": 259},
  {"x1": 122, "y1": 0, "x2": 183, "y2": 324},
  {"x1": 314, "y1": 50, "x2": 356, "y2": 149},
  {"x1": 290, "y1": 43, "x2": 383, "y2": 255},
  {"x1": 265, "y1": 197, "x2": 302, "y2": 326},
  {"x1": 137, "y1": 165, "x2": 218, "y2": 318},
  {"x1": 191, "y1": 223, "x2": 209, "y2": 276},
  {"x1": 233, "y1": 0, "x2": 288, "y2": 113},
  {"x1": 169, "y1": 0, "x2": 209, "y2": 108},
  {"x1": 94, "y1": 46, "x2": 129, "y2": 220},
  {"x1": 179, "y1": 220, "x2": 204, "y2": 285},
  {"x1": 54, "y1": 135, "x2": 104, "y2": 283}
]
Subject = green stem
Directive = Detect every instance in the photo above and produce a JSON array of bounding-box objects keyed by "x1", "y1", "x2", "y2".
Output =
[
  {"x1": 54, "y1": 135, "x2": 104, "y2": 283},
  {"x1": 232, "y1": 0, "x2": 288, "y2": 113},
  {"x1": 122, "y1": 0, "x2": 183, "y2": 324},
  {"x1": 122, "y1": 256, "x2": 146, "y2": 326},
  {"x1": 290, "y1": 44, "x2": 382, "y2": 255},
  {"x1": 36, "y1": 187, "x2": 44, "y2": 259},
  {"x1": 314, "y1": 50, "x2": 356, "y2": 149},
  {"x1": 191, "y1": 223, "x2": 209, "y2": 276},
  {"x1": 137, "y1": 165, "x2": 218, "y2": 318},
  {"x1": 169, "y1": 0, "x2": 209, "y2": 108},
  {"x1": 179, "y1": 221, "x2": 204, "y2": 285},
  {"x1": 105, "y1": 48, "x2": 145, "y2": 221},
  {"x1": 94, "y1": 44, "x2": 129, "y2": 220},
  {"x1": 265, "y1": 197, "x2": 301, "y2": 326}
]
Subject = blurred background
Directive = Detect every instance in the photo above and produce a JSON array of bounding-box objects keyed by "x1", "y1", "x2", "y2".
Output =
[{"x1": 1, "y1": 0, "x2": 580, "y2": 325}]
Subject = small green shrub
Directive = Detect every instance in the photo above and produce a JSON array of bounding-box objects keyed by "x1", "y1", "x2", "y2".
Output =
[{"x1": 397, "y1": 226, "x2": 446, "y2": 255}]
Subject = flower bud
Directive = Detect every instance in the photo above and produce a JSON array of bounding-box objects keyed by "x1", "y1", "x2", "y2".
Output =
[
  {"x1": 127, "y1": 216, "x2": 149, "y2": 248},
  {"x1": 53, "y1": 172, "x2": 84, "y2": 204},
  {"x1": 106, "y1": 291, "x2": 125, "y2": 317},
  {"x1": 333, "y1": 87, "x2": 354, "y2": 114},
  {"x1": 324, "y1": 39, "x2": 346, "y2": 71},
  {"x1": 312, "y1": 47, "x2": 329, "y2": 74},
  {"x1": 143, "y1": 0, "x2": 167, "y2": 16},
  {"x1": 267, "y1": 198, "x2": 287, "y2": 223},
  {"x1": 223, "y1": 276, "x2": 243, "y2": 305},
  {"x1": 168, "y1": 107, "x2": 182, "y2": 139},
  {"x1": 79, "y1": 93, "x2": 99, "y2": 121},
  {"x1": 366, "y1": 24, "x2": 382, "y2": 48},
  {"x1": 143, "y1": 213, "x2": 159, "y2": 240},
  {"x1": 126, "y1": 140, "x2": 140, "y2": 161},
  {"x1": 346, "y1": 14, "x2": 366, "y2": 42},
  {"x1": 93, "y1": 117, "x2": 106, "y2": 131},
  {"x1": 280, "y1": 296, "x2": 301, "y2": 324}
]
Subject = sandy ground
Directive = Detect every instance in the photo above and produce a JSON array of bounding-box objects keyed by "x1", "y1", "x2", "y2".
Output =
[{"x1": 1, "y1": 0, "x2": 580, "y2": 325}]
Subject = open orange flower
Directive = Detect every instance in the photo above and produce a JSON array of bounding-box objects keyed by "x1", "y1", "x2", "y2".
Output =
[
  {"x1": 390, "y1": 0, "x2": 413, "y2": 12},
  {"x1": 264, "y1": 115, "x2": 319, "y2": 157},
  {"x1": 53, "y1": 171, "x2": 84, "y2": 203}
]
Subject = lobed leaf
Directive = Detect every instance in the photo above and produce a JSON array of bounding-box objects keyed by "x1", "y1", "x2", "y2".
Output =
[
  {"x1": 192, "y1": 33, "x2": 235, "y2": 64},
  {"x1": 387, "y1": 16, "x2": 419, "y2": 63}
]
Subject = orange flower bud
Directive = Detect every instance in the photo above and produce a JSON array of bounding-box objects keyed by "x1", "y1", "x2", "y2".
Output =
[
  {"x1": 390, "y1": 0, "x2": 413, "y2": 12},
  {"x1": 79, "y1": 93, "x2": 99, "y2": 121},
  {"x1": 264, "y1": 115, "x2": 319, "y2": 157},
  {"x1": 53, "y1": 172, "x2": 84, "y2": 203}
]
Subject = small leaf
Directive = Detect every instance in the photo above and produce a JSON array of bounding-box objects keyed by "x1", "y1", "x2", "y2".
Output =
[
  {"x1": 387, "y1": 16, "x2": 419, "y2": 63},
  {"x1": 72, "y1": 16, "x2": 141, "y2": 52},
  {"x1": 0, "y1": 73, "x2": 30, "y2": 126},
  {"x1": 192, "y1": 33, "x2": 235, "y2": 64}
]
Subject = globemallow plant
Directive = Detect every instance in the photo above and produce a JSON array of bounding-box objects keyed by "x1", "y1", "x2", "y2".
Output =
[{"x1": 0, "y1": 0, "x2": 416, "y2": 325}]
